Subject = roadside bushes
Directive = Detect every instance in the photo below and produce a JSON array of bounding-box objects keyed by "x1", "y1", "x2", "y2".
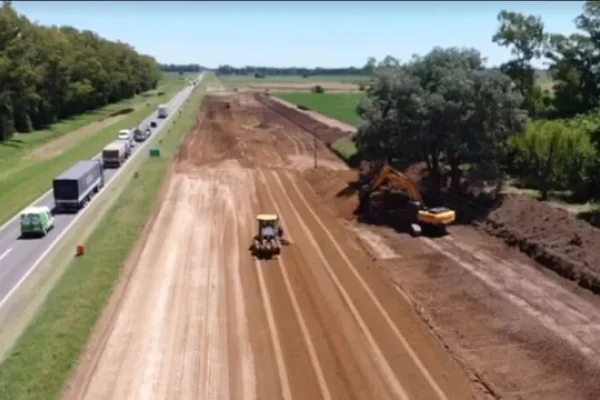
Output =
[{"x1": 507, "y1": 114, "x2": 600, "y2": 201}]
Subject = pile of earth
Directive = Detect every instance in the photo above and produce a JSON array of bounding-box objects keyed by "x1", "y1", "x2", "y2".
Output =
[
  {"x1": 482, "y1": 194, "x2": 600, "y2": 293},
  {"x1": 304, "y1": 168, "x2": 360, "y2": 221}
]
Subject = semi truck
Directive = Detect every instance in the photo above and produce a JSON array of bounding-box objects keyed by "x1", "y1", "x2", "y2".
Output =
[
  {"x1": 53, "y1": 160, "x2": 105, "y2": 213},
  {"x1": 102, "y1": 140, "x2": 128, "y2": 168},
  {"x1": 157, "y1": 104, "x2": 169, "y2": 119}
]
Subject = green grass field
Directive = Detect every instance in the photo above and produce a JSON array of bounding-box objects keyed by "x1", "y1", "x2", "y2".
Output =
[
  {"x1": 276, "y1": 92, "x2": 365, "y2": 127},
  {"x1": 0, "y1": 75, "x2": 214, "y2": 400},
  {"x1": 0, "y1": 77, "x2": 190, "y2": 226}
]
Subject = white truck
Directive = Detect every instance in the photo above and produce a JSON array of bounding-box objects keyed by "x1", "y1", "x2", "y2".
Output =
[
  {"x1": 117, "y1": 129, "x2": 134, "y2": 155},
  {"x1": 102, "y1": 140, "x2": 128, "y2": 168},
  {"x1": 157, "y1": 104, "x2": 169, "y2": 119}
]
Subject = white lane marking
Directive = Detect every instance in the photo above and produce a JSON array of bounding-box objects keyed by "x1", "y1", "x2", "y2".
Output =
[
  {"x1": 0, "y1": 248, "x2": 12, "y2": 264},
  {"x1": 0, "y1": 74, "x2": 203, "y2": 234},
  {"x1": 0, "y1": 74, "x2": 205, "y2": 311}
]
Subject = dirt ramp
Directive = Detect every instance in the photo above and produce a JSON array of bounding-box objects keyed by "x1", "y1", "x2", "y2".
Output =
[
  {"x1": 304, "y1": 168, "x2": 360, "y2": 220},
  {"x1": 255, "y1": 93, "x2": 350, "y2": 145}
]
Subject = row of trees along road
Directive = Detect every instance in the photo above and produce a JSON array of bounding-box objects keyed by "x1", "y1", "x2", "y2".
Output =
[
  {"x1": 0, "y1": 1, "x2": 162, "y2": 143},
  {"x1": 356, "y1": 1, "x2": 600, "y2": 202}
]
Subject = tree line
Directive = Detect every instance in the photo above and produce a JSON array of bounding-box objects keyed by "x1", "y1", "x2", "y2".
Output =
[
  {"x1": 160, "y1": 63, "x2": 207, "y2": 73},
  {"x1": 0, "y1": 1, "x2": 162, "y2": 143},
  {"x1": 215, "y1": 65, "x2": 368, "y2": 77},
  {"x1": 355, "y1": 1, "x2": 600, "y2": 203}
]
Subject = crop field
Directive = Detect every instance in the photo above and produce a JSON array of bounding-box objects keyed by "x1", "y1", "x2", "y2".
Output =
[
  {"x1": 276, "y1": 92, "x2": 365, "y2": 127},
  {"x1": 220, "y1": 75, "x2": 370, "y2": 91}
]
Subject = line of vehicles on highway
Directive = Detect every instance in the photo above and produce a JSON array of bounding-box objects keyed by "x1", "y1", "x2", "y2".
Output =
[{"x1": 19, "y1": 103, "x2": 171, "y2": 239}]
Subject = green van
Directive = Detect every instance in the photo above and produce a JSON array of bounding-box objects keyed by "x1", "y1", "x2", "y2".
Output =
[{"x1": 20, "y1": 206, "x2": 55, "y2": 238}]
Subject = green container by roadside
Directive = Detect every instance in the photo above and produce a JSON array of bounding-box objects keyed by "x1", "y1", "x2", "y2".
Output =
[{"x1": 149, "y1": 148, "x2": 160, "y2": 158}]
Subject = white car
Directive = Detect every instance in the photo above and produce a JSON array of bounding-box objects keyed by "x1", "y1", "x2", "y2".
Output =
[{"x1": 118, "y1": 128, "x2": 134, "y2": 145}]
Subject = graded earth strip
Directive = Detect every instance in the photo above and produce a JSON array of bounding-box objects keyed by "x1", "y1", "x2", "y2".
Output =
[{"x1": 65, "y1": 93, "x2": 479, "y2": 400}]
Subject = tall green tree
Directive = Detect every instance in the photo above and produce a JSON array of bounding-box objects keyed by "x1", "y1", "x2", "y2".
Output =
[
  {"x1": 356, "y1": 47, "x2": 527, "y2": 192},
  {"x1": 0, "y1": 2, "x2": 162, "y2": 142},
  {"x1": 492, "y1": 10, "x2": 546, "y2": 117}
]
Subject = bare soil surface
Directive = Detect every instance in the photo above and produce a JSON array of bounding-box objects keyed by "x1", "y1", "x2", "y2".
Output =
[
  {"x1": 302, "y1": 167, "x2": 600, "y2": 399},
  {"x1": 264, "y1": 101, "x2": 600, "y2": 399},
  {"x1": 63, "y1": 93, "x2": 476, "y2": 400},
  {"x1": 24, "y1": 111, "x2": 135, "y2": 162},
  {"x1": 482, "y1": 195, "x2": 600, "y2": 293}
]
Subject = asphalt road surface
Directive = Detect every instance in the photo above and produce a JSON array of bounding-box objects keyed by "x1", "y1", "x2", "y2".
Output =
[{"x1": 0, "y1": 74, "x2": 203, "y2": 310}]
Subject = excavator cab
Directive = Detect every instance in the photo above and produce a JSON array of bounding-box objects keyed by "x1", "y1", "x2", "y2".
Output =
[{"x1": 359, "y1": 164, "x2": 456, "y2": 237}]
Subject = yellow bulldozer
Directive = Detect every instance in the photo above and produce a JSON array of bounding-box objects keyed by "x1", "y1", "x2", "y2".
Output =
[
  {"x1": 358, "y1": 164, "x2": 456, "y2": 236},
  {"x1": 250, "y1": 214, "x2": 290, "y2": 259}
]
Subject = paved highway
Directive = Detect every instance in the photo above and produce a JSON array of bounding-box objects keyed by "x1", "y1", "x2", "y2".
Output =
[{"x1": 0, "y1": 73, "x2": 204, "y2": 309}]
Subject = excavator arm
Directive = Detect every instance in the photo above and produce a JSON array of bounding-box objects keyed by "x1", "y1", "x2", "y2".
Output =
[
  {"x1": 360, "y1": 164, "x2": 456, "y2": 235},
  {"x1": 368, "y1": 165, "x2": 423, "y2": 202}
]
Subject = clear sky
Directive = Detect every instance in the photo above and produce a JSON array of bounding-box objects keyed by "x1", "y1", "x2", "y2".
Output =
[{"x1": 13, "y1": 1, "x2": 584, "y2": 68}]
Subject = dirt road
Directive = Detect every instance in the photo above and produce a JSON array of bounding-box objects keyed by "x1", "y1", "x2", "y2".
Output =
[{"x1": 63, "y1": 93, "x2": 477, "y2": 400}]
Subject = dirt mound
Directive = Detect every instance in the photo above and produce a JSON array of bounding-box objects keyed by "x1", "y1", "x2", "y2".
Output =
[
  {"x1": 254, "y1": 94, "x2": 349, "y2": 145},
  {"x1": 482, "y1": 194, "x2": 600, "y2": 293},
  {"x1": 304, "y1": 168, "x2": 359, "y2": 220}
]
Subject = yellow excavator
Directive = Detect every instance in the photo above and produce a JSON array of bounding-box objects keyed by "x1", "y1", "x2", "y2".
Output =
[{"x1": 358, "y1": 165, "x2": 456, "y2": 236}]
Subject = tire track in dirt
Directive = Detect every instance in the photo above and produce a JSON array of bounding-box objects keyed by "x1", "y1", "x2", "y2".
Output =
[
  {"x1": 267, "y1": 171, "x2": 410, "y2": 400},
  {"x1": 258, "y1": 169, "x2": 332, "y2": 400},
  {"x1": 283, "y1": 170, "x2": 472, "y2": 399},
  {"x1": 61, "y1": 175, "x2": 182, "y2": 400},
  {"x1": 65, "y1": 93, "x2": 478, "y2": 400},
  {"x1": 423, "y1": 232, "x2": 600, "y2": 360}
]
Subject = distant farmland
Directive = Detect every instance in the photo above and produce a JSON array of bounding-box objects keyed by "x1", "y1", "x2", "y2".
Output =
[{"x1": 219, "y1": 75, "x2": 371, "y2": 90}]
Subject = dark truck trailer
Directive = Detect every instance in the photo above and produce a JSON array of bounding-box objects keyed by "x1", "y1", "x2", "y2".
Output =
[{"x1": 53, "y1": 160, "x2": 105, "y2": 213}]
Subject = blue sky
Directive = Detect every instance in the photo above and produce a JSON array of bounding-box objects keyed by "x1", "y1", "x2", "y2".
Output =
[{"x1": 14, "y1": 1, "x2": 584, "y2": 68}]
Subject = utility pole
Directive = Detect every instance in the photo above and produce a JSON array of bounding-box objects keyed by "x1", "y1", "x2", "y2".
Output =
[{"x1": 313, "y1": 130, "x2": 318, "y2": 169}]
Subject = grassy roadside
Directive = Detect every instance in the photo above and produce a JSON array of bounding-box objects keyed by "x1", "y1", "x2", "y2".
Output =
[
  {"x1": 0, "y1": 79, "x2": 188, "y2": 226},
  {"x1": 330, "y1": 137, "x2": 359, "y2": 162},
  {"x1": 0, "y1": 75, "x2": 214, "y2": 400}
]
